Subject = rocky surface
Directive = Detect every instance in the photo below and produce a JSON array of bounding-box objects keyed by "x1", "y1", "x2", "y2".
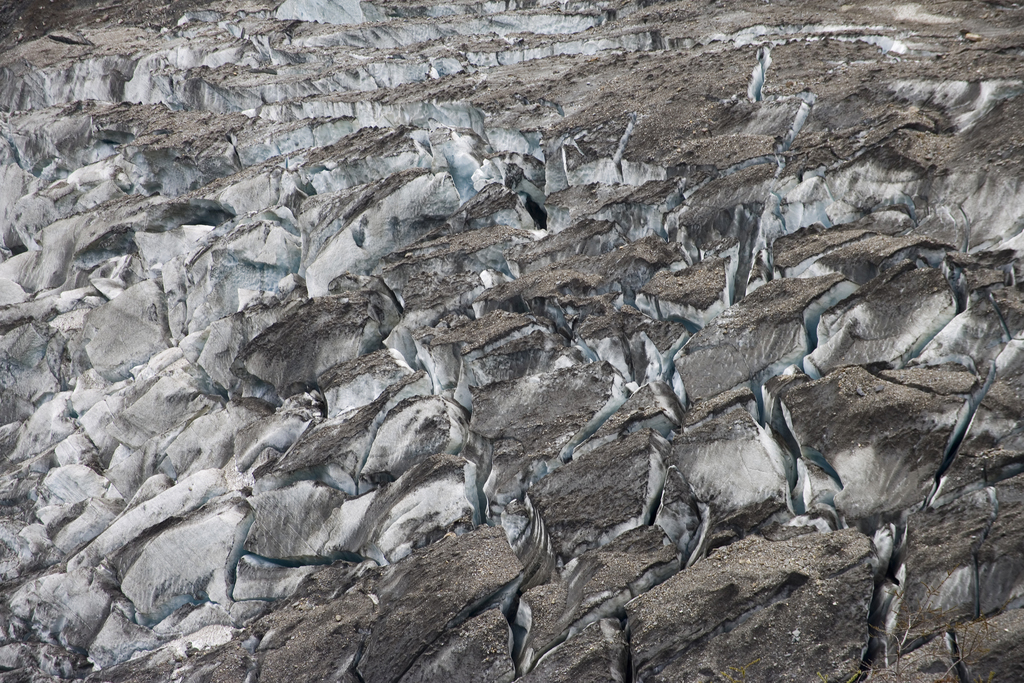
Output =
[{"x1": 1, "y1": 0, "x2": 1024, "y2": 681}]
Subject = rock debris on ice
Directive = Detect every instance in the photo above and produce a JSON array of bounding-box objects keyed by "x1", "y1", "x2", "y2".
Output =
[{"x1": 2, "y1": 0, "x2": 1024, "y2": 680}]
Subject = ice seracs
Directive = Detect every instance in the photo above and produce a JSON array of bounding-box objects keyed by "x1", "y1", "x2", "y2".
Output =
[
  {"x1": 781, "y1": 366, "x2": 972, "y2": 524},
  {"x1": 674, "y1": 274, "x2": 858, "y2": 403},
  {"x1": 805, "y1": 261, "x2": 958, "y2": 378},
  {"x1": 2, "y1": 0, "x2": 1024, "y2": 678}
]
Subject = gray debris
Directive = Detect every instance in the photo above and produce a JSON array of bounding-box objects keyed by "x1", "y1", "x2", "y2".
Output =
[{"x1": 2, "y1": 1, "x2": 1023, "y2": 679}]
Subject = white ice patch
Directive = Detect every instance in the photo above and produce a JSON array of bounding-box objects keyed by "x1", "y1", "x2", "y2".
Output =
[
  {"x1": 68, "y1": 469, "x2": 229, "y2": 571},
  {"x1": 890, "y1": 79, "x2": 1024, "y2": 132},
  {"x1": 887, "y1": 4, "x2": 955, "y2": 24},
  {"x1": 276, "y1": 0, "x2": 366, "y2": 25},
  {"x1": 39, "y1": 465, "x2": 111, "y2": 507},
  {"x1": 466, "y1": 30, "x2": 661, "y2": 69},
  {"x1": 747, "y1": 46, "x2": 772, "y2": 102},
  {"x1": 373, "y1": 478, "x2": 473, "y2": 562}
]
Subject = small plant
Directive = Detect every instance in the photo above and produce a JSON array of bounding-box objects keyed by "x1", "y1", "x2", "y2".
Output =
[
  {"x1": 719, "y1": 658, "x2": 760, "y2": 682},
  {"x1": 865, "y1": 570, "x2": 997, "y2": 682},
  {"x1": 816, "y1": 672, "x2": 860, "y2": 683}
]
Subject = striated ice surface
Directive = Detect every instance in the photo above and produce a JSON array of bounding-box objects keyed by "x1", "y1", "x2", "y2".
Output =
[{"x1": 1, "y1": 0, "x2": 1024, "y2": 680}]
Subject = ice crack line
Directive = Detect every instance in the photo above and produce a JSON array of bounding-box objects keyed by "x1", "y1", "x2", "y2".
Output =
[{"x1": 747, "y1": 45, "x2": 772, "y2": 103}]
